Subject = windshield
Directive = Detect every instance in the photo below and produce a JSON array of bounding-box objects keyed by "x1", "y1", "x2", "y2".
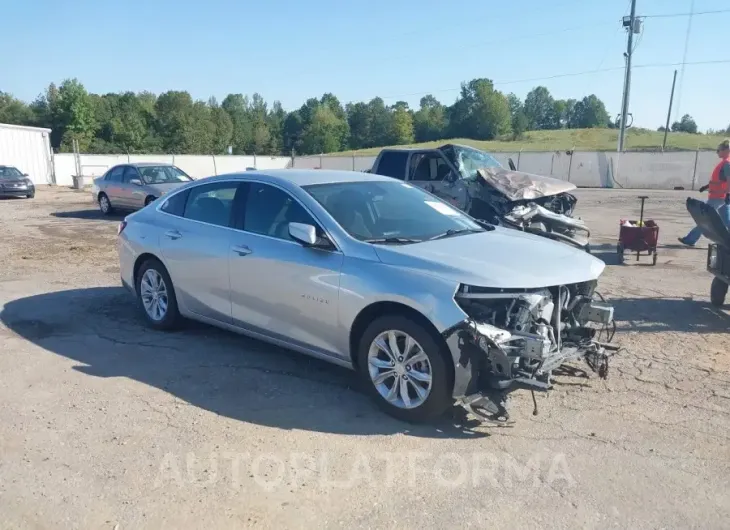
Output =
[
  {"x1": 441, "y1": 145, "x2": 502, "y2": 180},
  {"x1": 303, "y1": 180, "x2": 484, "y2": 243},
  {"x1": 138, "y1": 165, "x2": 192, "y2": 184},
  {"x1": 0, "y1": 167, "x2": 23, "y2": 179}
]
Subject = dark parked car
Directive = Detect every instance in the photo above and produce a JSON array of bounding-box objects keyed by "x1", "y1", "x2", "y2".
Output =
[{"x1": 0, "y1": 166, "x2": 35, "y2": 199}]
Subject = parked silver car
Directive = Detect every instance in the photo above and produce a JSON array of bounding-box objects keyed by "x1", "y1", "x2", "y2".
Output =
[
  {"x1": 92, "y1": 163, "x2": 193, "y2": 214},
  {"x1": 118, "y1": 169, "x2": 616, "y2": 422}
]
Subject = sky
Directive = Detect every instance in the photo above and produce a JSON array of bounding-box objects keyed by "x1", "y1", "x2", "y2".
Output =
[{"x1": 2, "y1": 0, "x2": 729, "y2": 132}]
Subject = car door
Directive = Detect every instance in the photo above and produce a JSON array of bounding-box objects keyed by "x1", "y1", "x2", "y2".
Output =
[
  {"x1": 158, "y1": 180, "x2": 243, "y2": 324},
  {"x1": 122, "y1": 166, "x2": 146, "y2": 208},
  {"x1": 407, "y1": 152, "x2": 466, "y2": 209},
  {"x1": 228, "y1": 181, "x2": 345, "y2": 358},
  {"x1": 104, "y1": 166, "x2": 126, "y2": 205}
]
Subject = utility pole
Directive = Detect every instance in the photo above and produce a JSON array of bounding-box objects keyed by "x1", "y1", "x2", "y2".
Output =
[
  {"x1": 618, "y1": 0, "x2": 638, "y2": 152},
  {"x1": 662, "y1": 70, "x2": 678, "y2": 152}
]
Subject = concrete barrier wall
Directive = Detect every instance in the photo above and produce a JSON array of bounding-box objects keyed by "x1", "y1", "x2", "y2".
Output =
[
  {"x1": 54, "y1": 150, "x2": 722, "y2": 190},
  {"x1": 53, "y1": 154, "x2": 291, "y2": 186},
  {"x1": 299, "y1": 150, "x2": 722, "y2": 190}
]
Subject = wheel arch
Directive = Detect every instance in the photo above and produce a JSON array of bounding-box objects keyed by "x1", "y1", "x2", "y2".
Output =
[
  {"x1": 348, "y1": 301, "x2": 455, "y2": 388},
  {"x1": 132, "y1": 252, "x2": 166, "y2": 292}
]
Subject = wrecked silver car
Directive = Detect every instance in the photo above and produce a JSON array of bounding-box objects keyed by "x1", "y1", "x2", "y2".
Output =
[{"x1": 369, "y1": 144, "x2": 591, "y2": 251}]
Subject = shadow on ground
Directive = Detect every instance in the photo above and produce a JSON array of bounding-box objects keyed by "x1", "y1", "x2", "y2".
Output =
[
  {"x1": 0, "y1": 287, "x2": 489, "y2": 439},
  {"x1": 51, "y1": 210, "x2": 124, "y2": 221},
  {"x1": 611, "y1": 296, "x2": 730, "y2": 333}
]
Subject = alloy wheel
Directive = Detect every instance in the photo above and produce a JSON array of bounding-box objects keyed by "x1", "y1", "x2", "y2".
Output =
[
  {"x1": 367, "y1": 330, "x2": 433, "y2": 409},
  {"x1": 100, "y1": 195, "x2": 110, "y2": 213},
  {"x1": 140, "y1": 269, "x2": 169, "y2": 321}
]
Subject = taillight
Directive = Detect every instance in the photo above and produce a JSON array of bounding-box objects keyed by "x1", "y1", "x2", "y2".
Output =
[{"x1": 117, "y1": 220, "x2": 127, "y2": 235}]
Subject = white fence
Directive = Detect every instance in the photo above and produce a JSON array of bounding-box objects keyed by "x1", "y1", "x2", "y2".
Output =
[
  {"x1": 292, "y1": 150, "x2": 722, "y2": 190},
  {"x1": 52, "y1": 153, "x2": 292, "y2": 187},
  {"x1": 53, "y1": 149, "x2": 722, "y2": 190}
]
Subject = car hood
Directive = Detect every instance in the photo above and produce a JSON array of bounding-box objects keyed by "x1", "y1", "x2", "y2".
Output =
[
  {"x1": 373, "y1": 228, "x2": 605, "y2": 289},
  {"x1": 476, "y1": 167, "x2": 577, "y2": 201},
  {"x1": 686, "y1": 197, "x2": 730, "y2": 248},
  {"x1": 146, "y1": 182, "x2": 188, "y2": 195}
]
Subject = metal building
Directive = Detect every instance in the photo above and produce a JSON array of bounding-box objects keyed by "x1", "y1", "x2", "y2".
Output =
[{"x1": 0, "y1": 123, "x2": 54, "y2": 185}]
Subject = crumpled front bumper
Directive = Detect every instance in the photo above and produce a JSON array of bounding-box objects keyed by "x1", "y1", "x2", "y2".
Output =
[
  {"x1": 441, "y1": 316, "x2": 618, "y2": 421},
  {"x1": 504, "y1": 203, "x2": 591, "y2": 250}
]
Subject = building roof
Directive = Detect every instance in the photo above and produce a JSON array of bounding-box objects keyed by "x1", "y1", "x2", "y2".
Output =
[{"x1": 0, "y1": 122, "x2": 52, "y2": 134}]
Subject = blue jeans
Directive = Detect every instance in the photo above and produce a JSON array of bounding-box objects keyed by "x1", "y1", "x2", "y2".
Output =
[{"x1": 683, "y1": 198, "x2": 730, "y2": 245}]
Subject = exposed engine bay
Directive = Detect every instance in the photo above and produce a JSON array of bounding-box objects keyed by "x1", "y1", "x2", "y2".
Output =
[
  {"x1": 438, "y1": 145, "x2": 592, "y2": 251},
  {"x1": 447, "y1": 280, "x2": 618, "y2": 423}
]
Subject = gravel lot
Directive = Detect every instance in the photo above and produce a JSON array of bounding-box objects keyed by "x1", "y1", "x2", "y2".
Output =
[{"x1": 1, "y1": 186, "x2": 728, "y2": 529}]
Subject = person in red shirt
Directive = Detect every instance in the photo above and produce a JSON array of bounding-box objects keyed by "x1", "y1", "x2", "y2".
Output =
[{"x1": 679, "y1": 139, "x2": 730, "y2": 246}]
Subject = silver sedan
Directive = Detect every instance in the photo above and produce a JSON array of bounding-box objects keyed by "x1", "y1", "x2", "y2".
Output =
[
  {"x1": 92, "y1": 163, "x2": 193, "y2": 214},
  {"x1": 118, "y1": 169, "x2": 615, "y2": 422}
]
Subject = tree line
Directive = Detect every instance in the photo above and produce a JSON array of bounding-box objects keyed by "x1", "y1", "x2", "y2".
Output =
[{"x1": 0, "y1": 78, "x2": 722, "y2": 156}]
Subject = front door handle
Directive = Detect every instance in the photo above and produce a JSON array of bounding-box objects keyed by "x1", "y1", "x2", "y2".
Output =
[
  {"x1": 232, "y1": 244, "x2": 252, "y2": 256},
  {"x1": 164, "y1": 230, "x2": 182, "y2": 240}
]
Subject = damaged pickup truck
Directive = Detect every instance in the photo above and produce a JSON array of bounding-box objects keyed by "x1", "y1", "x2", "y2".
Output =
[{"x1": 369, "y1": 144, "x2": 591, "y2": 251}]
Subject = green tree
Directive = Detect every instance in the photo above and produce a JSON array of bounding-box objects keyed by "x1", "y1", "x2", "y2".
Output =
[
  {"x1": 413, "y1": 95, "x2": 448, "y2": 142},
  {"x1": 301, "y1": 105, "x2": 344, "y2": 154},
  {"x1": 671, "y1": 114, "x2": 698, "y2": 134},
  {"x1": 524, "y1": 86, "x2": 559, "y2": 130},
  {"x1": 0, "y1": 92, "x2": 34, "y2": 125},
  {"x1": 346, "y1": 102, "x2": 373, "y2": 149},
  {"x1": 389, "y1": 101, "x2": 414, "y2": 145},
  {"x1": 568, "y1": 95, "x2": 609, "y2": 128},
  {"x1": 210, "y1": 103, "x2": 234, "y2": 154},
  {"x1": 367, "y1": 98, "x2": 393, "y2": 147},
  {"x1": 449, "y1": 78, "x2": 512, "y2": 140},
  {"x1": 56, "y1": 79, "x2": 97, "y2": 151},
  {"x1": 221, "y1": 94, "x2": 253, "y2": 154}
]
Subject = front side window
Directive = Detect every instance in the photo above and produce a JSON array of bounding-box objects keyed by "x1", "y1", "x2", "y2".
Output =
[
  {"x1": 183, "y1": 182, "x2": 239, "y2": 227},
  {"x1": 122, "y1": 166, "x2": 141, "y2": 183},
  {"x1": 0, "y1": 166, "x2": 23, "y2": 179},
  {"x1": 138, "y1": 165, "x2": 192, "y2": 185},
  {"x1": 374, "y1": 152, "x2": 409, "y2": 180},
  {"x1": 408, "y1": 153, "x2": 453, "y2": 182},
  {"x1": 243, "y1": 183, "x2": 320, "y2": 242},
  {"x1": 304, "y1": 180, "x2": 483, "y2": 243}
]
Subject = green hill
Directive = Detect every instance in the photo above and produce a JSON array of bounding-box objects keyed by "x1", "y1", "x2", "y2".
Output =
[{"x1": 328, "y1": 128, "x2": 728, "y2": 157}]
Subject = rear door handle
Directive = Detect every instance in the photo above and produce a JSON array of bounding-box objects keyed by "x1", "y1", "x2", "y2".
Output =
[
  {"x1": 164, "y1": 230, "x2": 182, "y2": 240},
  {"x1": 232, "y1": 244, "x2": 252, "y2": 256}
]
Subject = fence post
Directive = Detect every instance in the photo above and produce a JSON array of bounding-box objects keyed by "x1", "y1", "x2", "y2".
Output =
[
  {"x1": 517, "y1": 148, "x2": 522, "y2": 170},
  {"x1": 320, "y1": 154, "x2": 323, "y2": 169},
  {"x1": 212, "y1": 154, "x2": 217, "y2": 175},
  {"x1": 566, "y1": 146, "x2": 575, "y2": 182},
  {"x1": 253, "y1": 152, "x2": 257, "y2": 169},
  {"x1": 172, "y1": 153, "x2": 175, "y2": 166},
  {"x1": 550, "y1": 153, "x2": 555, "y2": 176},
  {"x1": 691, "y1": 148, "x2": 700, "y2": 191},
  {"x1": 352, "y1": 153, "x2": 355, "y2": 171}
]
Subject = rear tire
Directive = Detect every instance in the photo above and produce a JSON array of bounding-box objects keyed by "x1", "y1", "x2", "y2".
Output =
[
  {"x1": 136, "y1": 259, "x2": 181, "y2": 330},
  {"x1": 98, "y1": 193, "x2": 113, "y2": 215},
  {"x1": 710, "y1": 277, "x2": 728, "y2": 308},
  {"x1": 357, "y1": 315, "x2": 452, "y2": 423}
]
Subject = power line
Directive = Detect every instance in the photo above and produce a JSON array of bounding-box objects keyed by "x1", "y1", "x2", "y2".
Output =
[
  {"x1": 642, "y1": 8, "x2": 730, "y2": 18},
  {"x1": 377, "y1": 59, "x2": 730, "y2": 100}
]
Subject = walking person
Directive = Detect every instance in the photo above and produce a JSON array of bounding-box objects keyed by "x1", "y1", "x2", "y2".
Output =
[{"x1": 678, "y1": 139, "x2": 730, "y2": 246}]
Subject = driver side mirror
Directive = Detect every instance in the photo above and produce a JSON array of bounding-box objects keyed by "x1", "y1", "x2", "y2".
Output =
[
  {"x1": 289, "y1": 222, "x2": 318, "y2": 246},
  {"x1": 130, "y1": 178, "x2": 142, "y2": 186}
]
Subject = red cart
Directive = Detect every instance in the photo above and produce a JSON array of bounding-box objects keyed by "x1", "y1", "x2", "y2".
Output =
[{"x1": 617, "y1": 196, "x2": 659, "y2": 266}]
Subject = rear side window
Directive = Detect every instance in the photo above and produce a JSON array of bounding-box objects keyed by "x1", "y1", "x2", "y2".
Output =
[
  {"x1": 183, "y1": 182, "x2": 240, "y2": 227},
  {"x1": 106, "y1": 166, "x2": 125, "y2": 182},
  {"x1": 374, "y1": 152, "x2": 409, "y2": 180},
  {"x1": 160, "y1": 189, "x2": 190, "y2": 217}
]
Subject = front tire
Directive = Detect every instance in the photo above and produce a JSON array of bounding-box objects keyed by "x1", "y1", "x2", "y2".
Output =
[
  {"x1": 357, "y1": 315, "x2": 452, "y2": 423},
  {"x1": 136, "y1": 259, "x2": 181, "y2": 330},
  {"x1": 26, "y1": 193, "x2": 35, "y2": 199},
  {"x1": 710, "y1": 277, "x2": 728, "y2": 308},
  {"x1": 98, "y1": 193, "x2": 113, "y2": 215}
]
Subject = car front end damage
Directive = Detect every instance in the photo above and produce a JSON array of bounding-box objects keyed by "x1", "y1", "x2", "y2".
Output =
[
  {"x1": 472, "y1": 167, "x2": 591, "y2": 251},
  {"x1": 443, "y1": 280, "x2": 618, "y2": 423}
]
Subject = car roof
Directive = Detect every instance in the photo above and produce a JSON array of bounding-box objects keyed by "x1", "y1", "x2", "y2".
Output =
[
  {"x1": 204, "y1": 169, "x2": 394, "y2": 188},
  {"x1": 129, "y1": 162, "x2": 175, "y2": 167}
]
